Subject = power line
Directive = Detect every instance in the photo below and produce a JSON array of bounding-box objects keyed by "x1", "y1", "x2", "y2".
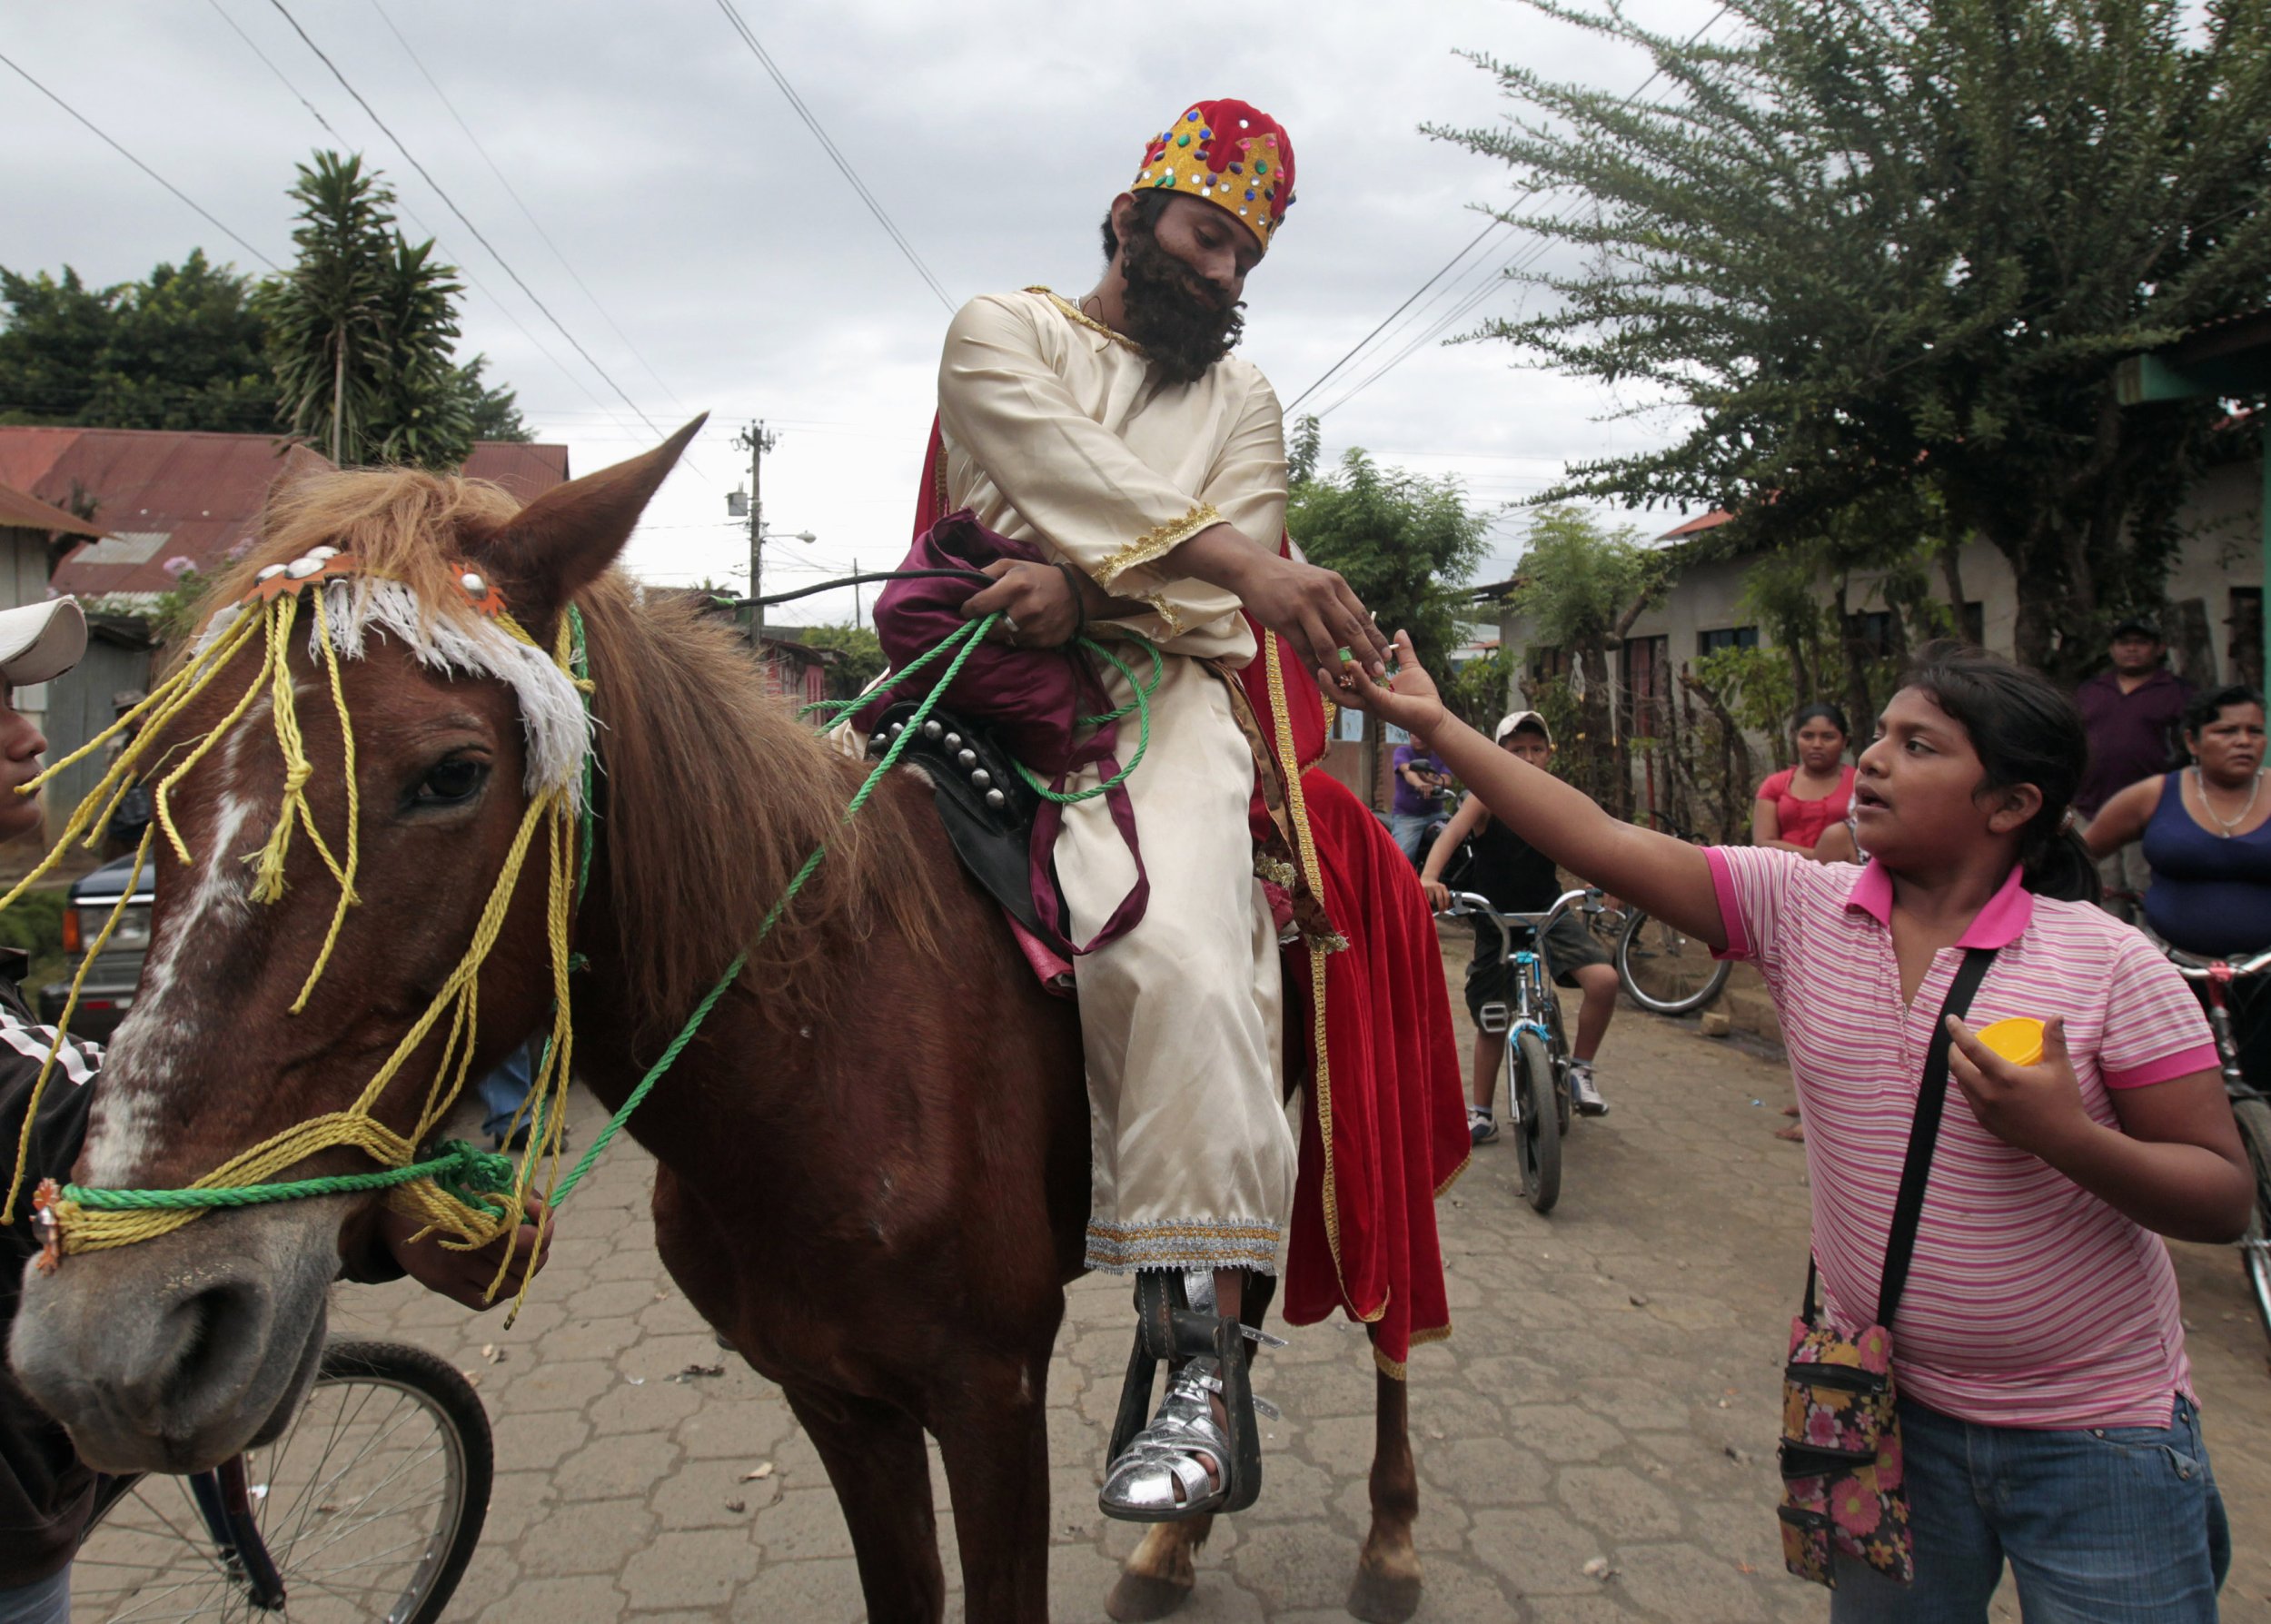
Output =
[
  {"x1": 0, "y1": 49, "x2": 280, "y2": 271},
  {"x1": 263, "y1": 0, "x2": 669, "y2": 441},
  {"x1": 196, "y1": 4, "x2": 651, "y2": 447},
  {"x1": 710, "y1": 0, "x2": 956, "y2": 314},
  {"x1": 205, "y1": 0, "x2": 341, "y2": 139},
  {"x1": 1290, "y1": 2, "x2": 1734, "y2": 418},
  {"x1": 1283, "y1": 217, "x2": 1503, "y2": 412},
  {"x1": 365, "y1": 0, "x2": 692, "y2": 414}
]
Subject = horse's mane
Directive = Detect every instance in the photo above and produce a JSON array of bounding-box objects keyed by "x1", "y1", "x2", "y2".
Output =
[
  {"x1": 572, "y1": 574, "x2": 951, "y2": 1026},
  {"x1": 193, "y1": 462, "x2": 953, "y2": 1031}
]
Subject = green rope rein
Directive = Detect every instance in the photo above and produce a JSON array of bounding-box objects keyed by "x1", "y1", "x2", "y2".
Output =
[
  {"x1": 803, "y1": 629, "x2": 1163, "y2": 804},
  {"x1": 56, "y1": 608, "x2": 1016, "y2": 1223}
]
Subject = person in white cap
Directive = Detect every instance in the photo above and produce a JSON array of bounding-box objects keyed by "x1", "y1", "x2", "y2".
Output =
[
  {"x1": 1417, "y1": 709, "x2": 1621, "y2": 1138},
  {"x1": 0, "y1": 598, "x2": 554, "y2": 1623}
]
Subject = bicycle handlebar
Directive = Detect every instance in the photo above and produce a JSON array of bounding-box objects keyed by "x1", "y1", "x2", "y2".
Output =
[
  {"x1": 1436, "y1": 887, "x2": 1602, "y2": 935},
  {"x1": 2166, "y1": 946, "x2": 2271, "y2": 982}
]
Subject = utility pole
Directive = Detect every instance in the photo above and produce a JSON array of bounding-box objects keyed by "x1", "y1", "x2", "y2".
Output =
[
  {"x1": 852, "y1": 555, "x2": 862, "y2": 629},
  {"x1": 735, "y1": 420, "x2": 778, "y2": 649}
]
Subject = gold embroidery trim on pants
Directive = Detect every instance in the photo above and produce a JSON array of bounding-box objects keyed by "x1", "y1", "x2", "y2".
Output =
[
  {"x1": 1085, "y1": 1218, "x2": 1284, "y2": 1274},
  {"x1": 1097, "y1": 502, "x2": 1222, "y2": 589}
]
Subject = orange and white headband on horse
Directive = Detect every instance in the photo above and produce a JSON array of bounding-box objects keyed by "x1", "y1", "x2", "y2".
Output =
[{"x1": 191, "y1": 550, "x2": 592, "y2": 807}]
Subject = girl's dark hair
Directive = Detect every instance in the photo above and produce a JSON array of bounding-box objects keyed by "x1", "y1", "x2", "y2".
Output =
[
  {"x1": 1792, "y1": 701, "x2": 1850, "y2": 738},
  {"x1": 2182, "y1": 683, "x2": 2266, "y2": 739},
  {"x1": 1897, "y1": 640, "x2": 2099, "y2": 903},
  {"x1": 1100, "y1": 190, "x2": 1176, "y2": 262}
]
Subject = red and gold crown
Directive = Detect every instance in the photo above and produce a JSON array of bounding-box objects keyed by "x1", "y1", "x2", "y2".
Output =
[{"x1": 1133, "y1": 98, "x2": 1296, "y2": 253}]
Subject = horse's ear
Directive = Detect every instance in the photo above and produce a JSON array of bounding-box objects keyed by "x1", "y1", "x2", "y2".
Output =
[
  {"x1": 265, "y1": 442, "x2": 338, "y2": 510},
  {"x1": 478, "y1": 415, "x2": 707, "y2": 618}
]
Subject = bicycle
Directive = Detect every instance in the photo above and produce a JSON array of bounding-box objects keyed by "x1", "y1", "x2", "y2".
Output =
[
  {"x1": 2164, "y1": 946, "x2": 2271, "y2": 1363},
  {"x1": 1437, "y1": 886, "x2": 1602, "y2": 1215},
  {"x1": 70, "y1": 1339, "x2": 492, "y2": 1622},
  {"x1": 1602, "y1": 814, "x2": 1731, "y2": 1016}
]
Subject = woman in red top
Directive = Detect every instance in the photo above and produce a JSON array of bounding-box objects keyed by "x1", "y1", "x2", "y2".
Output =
[{"x1": 1755, "y1": 702, "x2": 1858, "y2": 856}]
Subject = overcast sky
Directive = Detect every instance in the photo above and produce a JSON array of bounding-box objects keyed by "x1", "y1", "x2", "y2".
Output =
[{"x1": 5, "y1": 0, "x2": 1721, "y2": 628}]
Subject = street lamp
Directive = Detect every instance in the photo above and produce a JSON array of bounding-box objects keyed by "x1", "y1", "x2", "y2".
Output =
[{"x1": 751, "y1": 523, "x2": 817, "y2": 647}]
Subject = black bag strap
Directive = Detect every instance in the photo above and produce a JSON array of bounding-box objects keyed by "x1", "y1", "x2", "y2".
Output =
[
  {"x1": 1877, "y1": 946, "x2": 1998, "y2": 1323},
  {"x1": 1800, "y1": 945, "x2": 1998, "y2": 1329}
]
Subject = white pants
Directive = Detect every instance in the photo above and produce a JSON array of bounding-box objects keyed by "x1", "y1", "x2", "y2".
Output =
[{"x1": 1056, "y1": 649, "x2": 1294, "y2": 1273}]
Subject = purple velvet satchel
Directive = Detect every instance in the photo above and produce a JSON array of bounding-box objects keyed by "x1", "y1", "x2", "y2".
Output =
[{"x1": 853, "y1": 510, "x2": 1147, "y2": 956}]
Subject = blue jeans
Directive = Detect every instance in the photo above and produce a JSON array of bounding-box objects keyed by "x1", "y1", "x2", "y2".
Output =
[
  {"x1": 477, "y1": 1039, "x2": 539, "y2": 1144},
  {"x1": 0, "y1": 1568, "x2": 70, "y2": 1624},
  {"x1": 1830, "y1": 1394, "x2": 2229, "y2": 1623},
  {"x1": 1388, "y1": 811, "x2": 1433, "y2": 865}
]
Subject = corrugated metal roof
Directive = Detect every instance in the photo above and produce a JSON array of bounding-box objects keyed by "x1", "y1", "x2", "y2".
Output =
[
  {"x1": 0, "y1": 480, "x2": 107, "y2": 538},
  {"x1": 0, "y1": 428, "x2": 568, "y2": 596},
  {"x1": 1657, "y1": 509, "x2": 1735, "y2": 540}
]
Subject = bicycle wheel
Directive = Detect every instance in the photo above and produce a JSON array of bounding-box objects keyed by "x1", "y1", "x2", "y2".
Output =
[
  {"x1": 2233, "y1": 1097, "x2": 2271, "y2": 1359},
  {"x1": 1514, "y1": 1029, "x2": 1561, "y2": 1214},
  {"x1": 1541, "y1": 991, "x2": 1572, "y2": 1135},
  {"x1": 73, "y1": 1340, "x2": 492, "y2": 1623},
  {"x1": 1616, "y1": 909, "x2": 1731, "y2": 1016}
]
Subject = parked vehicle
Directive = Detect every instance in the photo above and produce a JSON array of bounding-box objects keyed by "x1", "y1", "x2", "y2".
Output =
[{"x1": 37, "y1": 852, "x2": 154, "y2": 1041}]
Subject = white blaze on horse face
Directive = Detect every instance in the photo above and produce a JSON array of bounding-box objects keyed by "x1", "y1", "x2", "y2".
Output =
[{"x1": 81, "y1": 759, "x2": 261, "y2": 1187}]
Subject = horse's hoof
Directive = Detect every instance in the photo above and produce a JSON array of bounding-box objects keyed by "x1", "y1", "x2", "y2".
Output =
[
  {"x1": 1106, "y1": 1570, "x2": 1195, "y2": 1621},
  {"x1": 1345, "y1": 1565, "x2": 1422, "y2": 1624}
]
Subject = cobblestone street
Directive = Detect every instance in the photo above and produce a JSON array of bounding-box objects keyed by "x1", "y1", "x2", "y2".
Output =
[{"x1": 334, "y1": 931, "x2": 2271, "y2": 1621}]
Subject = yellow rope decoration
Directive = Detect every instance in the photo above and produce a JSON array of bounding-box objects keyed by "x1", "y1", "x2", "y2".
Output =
[
  {"x1": 5, "y1": 577, "x2": 582, "y2": 1288},
  {"x1": 287, "y1": 607, "x2": 362, "y2": 1012},
  {"x1": 2, "y1": 827, "x2": 155, "y2": 1223}
]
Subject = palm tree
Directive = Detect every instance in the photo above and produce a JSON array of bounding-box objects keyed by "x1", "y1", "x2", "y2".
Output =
[{"x1": 258, "y1": 152, "x2": 480, "y2": 469}]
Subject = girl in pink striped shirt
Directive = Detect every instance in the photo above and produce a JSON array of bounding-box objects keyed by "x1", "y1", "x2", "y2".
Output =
[{"x1": 1329, "y1": 638, "x2": 2247, "y2": 1620}]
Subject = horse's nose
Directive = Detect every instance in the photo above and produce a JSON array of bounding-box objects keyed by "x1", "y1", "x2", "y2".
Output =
[
  {"x1": 114, "y1": 1273, "x2": 275, "y2": 1434},
  {"x1": 9, "y1": 1205, "x2": 343, "y2": 1473}
]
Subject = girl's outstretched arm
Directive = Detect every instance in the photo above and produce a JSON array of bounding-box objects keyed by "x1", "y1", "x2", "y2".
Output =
[{"x1": 1325, "y1": 632, "x2": 1724, "y2": 945}]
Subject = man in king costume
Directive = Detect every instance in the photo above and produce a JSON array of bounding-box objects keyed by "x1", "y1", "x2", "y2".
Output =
[{"x1": 923, "y1": 98, "x2": 1399, "y2": 1521}]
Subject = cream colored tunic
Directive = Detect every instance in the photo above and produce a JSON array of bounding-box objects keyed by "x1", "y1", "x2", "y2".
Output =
[{"x1": 937, "y1": 288, "x2": 1294, "y2": 1273}]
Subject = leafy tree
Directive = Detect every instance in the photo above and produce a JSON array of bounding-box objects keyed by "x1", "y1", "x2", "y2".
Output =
[
  {"x1": 1504, "y1": 504, "x2": 1663, "y2": 808},
  {"x1": 0, "y1": 253, "x2": 275, "y2": 431},
  {"x1": 458, "y1": 355, "x2": 531, "y2": 442},
  {"x1": 1444, "y1": 645, "x2": 1512, "y2": 734},
  {"x1": 1287, "y1": 442, "x2": 1491, "y2": 678},
  {"x1": 256, "y1": 151, "x2": 511, "y2": 467},
  {"x1": 1437, "y1": 0, "x2": 2271, "y2": 677},
  {"x1": 1286, "y1": 428, "x2": 1489, "y2": 803},
  {"x1": 800, "y1": 620, "x2": 887, "y2": 700}
]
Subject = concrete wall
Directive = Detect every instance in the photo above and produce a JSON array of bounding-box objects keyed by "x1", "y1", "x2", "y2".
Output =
[{"x1": 1494, "y1": 456, "x2": 2263, "y2": 742}]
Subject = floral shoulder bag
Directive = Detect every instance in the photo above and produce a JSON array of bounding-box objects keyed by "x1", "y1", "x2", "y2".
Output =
[{"x1": 1778, "y1": 946, "x2": 1996, "y2": 1589}]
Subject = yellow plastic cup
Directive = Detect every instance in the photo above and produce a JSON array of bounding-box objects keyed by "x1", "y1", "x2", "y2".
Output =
[{"x1": 1976, "y1": 1016, "x2": 2045, "y2": 1067}]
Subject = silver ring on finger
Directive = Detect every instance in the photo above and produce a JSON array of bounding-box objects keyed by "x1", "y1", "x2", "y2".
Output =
[{"x1": 1004, "y1": 613, "x2": 1021, "y2": 636}]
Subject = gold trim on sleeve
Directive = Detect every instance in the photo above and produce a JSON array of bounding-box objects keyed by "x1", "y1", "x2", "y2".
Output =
[
  {"x1": 1139, "y1": 593, "x2": 1189, "y2": 640},
  {"x1": 1098, "y1": 503, "x2": 1221, "y2": 589}
]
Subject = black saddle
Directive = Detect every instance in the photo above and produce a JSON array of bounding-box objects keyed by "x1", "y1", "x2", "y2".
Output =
[{"x1": 860, "y1": 703, "x2": 1055, "y2": 939}]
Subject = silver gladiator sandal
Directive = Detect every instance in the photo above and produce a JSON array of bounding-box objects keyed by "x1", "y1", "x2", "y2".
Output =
[{"x1": 1098, "y1": 1271, "x2": 1279, "y2": 1522}]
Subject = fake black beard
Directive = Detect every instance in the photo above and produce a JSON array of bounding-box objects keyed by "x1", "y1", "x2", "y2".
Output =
[{"x1": 1117, "y1": 219, "x2": 1246, "y2": 386}]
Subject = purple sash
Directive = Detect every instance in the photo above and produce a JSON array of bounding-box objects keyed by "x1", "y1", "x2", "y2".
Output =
[{"x1": 854, "y1": 510, "x2": 1147, "y2": 956}]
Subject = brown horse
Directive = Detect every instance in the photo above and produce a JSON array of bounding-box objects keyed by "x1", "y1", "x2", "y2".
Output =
[{"x1": 9, "y1": 425, "x2": 1424, "y2": 1622}]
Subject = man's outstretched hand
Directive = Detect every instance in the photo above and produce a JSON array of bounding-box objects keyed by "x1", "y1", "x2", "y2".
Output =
[
  {"x1": 1173, "y1": 524, "x2": 1391, "y2": 678},
  {"x1": 1320, "y1": 629, "x2": 1447, "y2": 742}
]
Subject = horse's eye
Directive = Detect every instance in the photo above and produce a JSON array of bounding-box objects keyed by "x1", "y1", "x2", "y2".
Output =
[{"x1": 413, "y1": 758, "x2": 488, "y2": 807}]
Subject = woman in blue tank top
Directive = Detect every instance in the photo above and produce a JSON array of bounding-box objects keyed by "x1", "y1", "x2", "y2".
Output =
[{"x1": 2088, "y1": 685, "x2": 2268, "y2": 1082}]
